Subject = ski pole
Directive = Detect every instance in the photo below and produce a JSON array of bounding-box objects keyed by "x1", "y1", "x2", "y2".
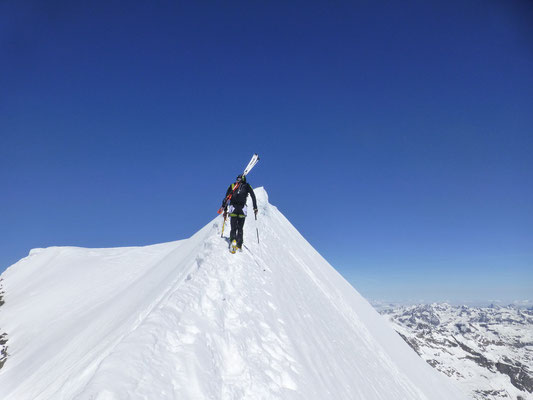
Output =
[{"x1": 255, "y1": 213, "x2": 260, "y2": 244}]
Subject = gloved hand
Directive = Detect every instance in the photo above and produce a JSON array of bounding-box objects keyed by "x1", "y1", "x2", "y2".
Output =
[
  {"x1": 254, "y1": 209, "x2": 258, "y2": 217},
  {"x1": 223, "y1": 210, "x2": 228, "y2": 219}
]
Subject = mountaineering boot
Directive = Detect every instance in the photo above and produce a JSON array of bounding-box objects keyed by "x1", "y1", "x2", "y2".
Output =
[{"x1": 230, "y1": 240, "x2": 238, "y2": 254}]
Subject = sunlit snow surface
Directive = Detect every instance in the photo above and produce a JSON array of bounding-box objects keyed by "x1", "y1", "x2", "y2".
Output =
[{"x1": 0, "y1": 188, "x2": 466, "y2": 399}]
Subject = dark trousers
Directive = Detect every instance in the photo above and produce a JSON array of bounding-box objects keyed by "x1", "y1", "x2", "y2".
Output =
[{"x1": 230, "y1": 217, "x2": 246, "y2": 247}]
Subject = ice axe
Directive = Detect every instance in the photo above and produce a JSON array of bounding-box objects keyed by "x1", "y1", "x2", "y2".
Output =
[{"x1": 221, "y1": 212, "x2": 227, "y2": 238}]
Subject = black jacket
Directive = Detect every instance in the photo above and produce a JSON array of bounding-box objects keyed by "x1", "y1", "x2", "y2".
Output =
[{"x1": 223, "y1": 182, "x2": 257, "y2": 211}]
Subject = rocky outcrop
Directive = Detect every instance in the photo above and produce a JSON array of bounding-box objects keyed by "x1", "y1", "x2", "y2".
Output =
[
  {"x1": 0, "y1": 333, "x2": 7, "y2": 369},
  {"x1": 0, "y1": 278, "x2": 7, "y2": 369},
  {"x1": 495, "y1": 358, "x2": 533, "y2": 394}
]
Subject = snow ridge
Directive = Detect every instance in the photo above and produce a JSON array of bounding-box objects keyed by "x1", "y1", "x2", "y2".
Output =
[
  {"x1": 74, "y1": 224, "x2": 299, "y2": 400},
  {"x1": 0, "y1": 188, "x2": 466, "y2": 400}
]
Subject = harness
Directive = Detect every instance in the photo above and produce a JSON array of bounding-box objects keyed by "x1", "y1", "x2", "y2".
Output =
[{"x1": 228, "y1": 183, "x2": 247, "y2": 218}]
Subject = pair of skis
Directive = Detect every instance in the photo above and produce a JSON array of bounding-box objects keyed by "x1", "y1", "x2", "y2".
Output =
[
  {"x1": 217, "y1": 153, "x2": 259, "y2": 215},
  {"x1": 242, "y1": 153, "x2": 260, "y2": 176}
]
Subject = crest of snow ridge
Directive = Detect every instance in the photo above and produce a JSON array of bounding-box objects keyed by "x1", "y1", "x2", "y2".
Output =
[{"x1": 0, "y1": 187, "x2": 467, "y2": 400}]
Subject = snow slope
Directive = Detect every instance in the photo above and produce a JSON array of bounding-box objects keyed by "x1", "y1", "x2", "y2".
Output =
[{"x1": 0, "y1": 188, "x2": 467, "y2": 400}]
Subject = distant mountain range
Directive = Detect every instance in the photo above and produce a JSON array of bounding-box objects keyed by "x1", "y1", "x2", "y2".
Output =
[{"x1": 377, "y1": 303, "x2": 533, "y2": 400}]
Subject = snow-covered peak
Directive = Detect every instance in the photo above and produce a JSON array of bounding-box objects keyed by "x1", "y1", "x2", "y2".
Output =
[
  {"x1": 253, "y1": 185, "x2": 269, "y2": 205},
  {"x1": 0, "y1": 188, "x2": 466, "y2": 399}
]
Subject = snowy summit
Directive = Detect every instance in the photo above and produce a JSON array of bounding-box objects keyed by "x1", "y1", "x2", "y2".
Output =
[{"x1": 0, "y1": 188, "x2": 466, "y2": 399}]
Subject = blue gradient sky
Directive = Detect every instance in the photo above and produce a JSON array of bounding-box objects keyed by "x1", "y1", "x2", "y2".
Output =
[{"x1": 1, "y1": 1, "x2": 532, "y2": 303}]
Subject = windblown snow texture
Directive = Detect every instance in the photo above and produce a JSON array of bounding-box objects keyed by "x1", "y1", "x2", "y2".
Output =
[{"x1": 0, "y1": 188, "x2": 466, "y2": 400}]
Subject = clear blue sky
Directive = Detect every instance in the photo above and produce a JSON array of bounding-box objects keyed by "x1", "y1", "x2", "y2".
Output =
[{"x1": 1, "y1": 1, "x2": 532, "y2": 304}]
